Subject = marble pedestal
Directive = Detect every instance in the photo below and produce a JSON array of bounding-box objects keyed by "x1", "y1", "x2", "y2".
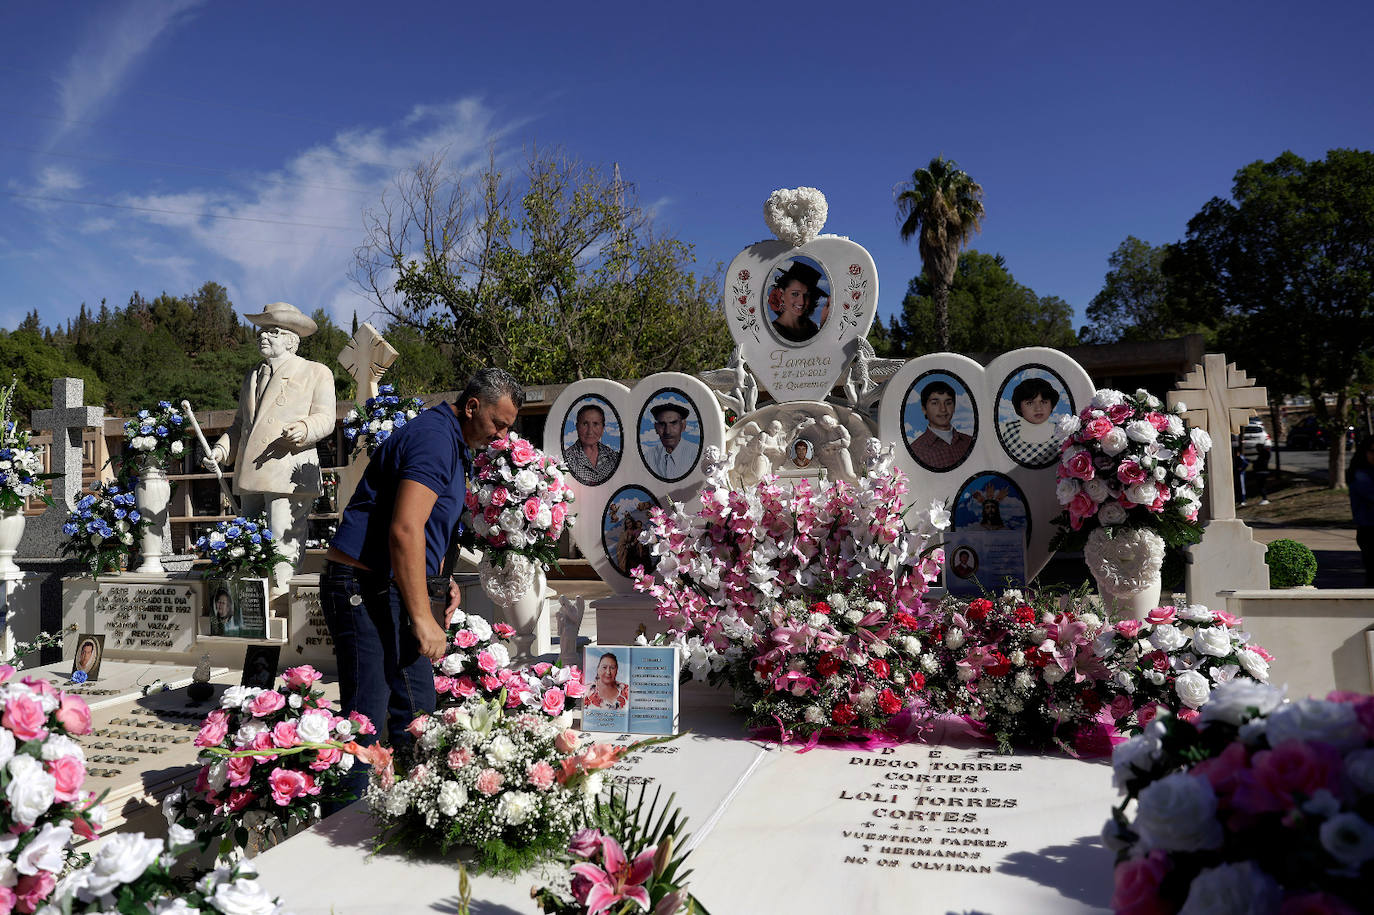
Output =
[{"x1": 1186, "y1": 518, "x2": 1270, "y2": 605}]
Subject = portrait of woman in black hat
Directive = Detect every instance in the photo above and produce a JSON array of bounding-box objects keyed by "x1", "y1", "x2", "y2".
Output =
[{"x1": 769, "y1": 259, "x2": 828, "y2": 343}]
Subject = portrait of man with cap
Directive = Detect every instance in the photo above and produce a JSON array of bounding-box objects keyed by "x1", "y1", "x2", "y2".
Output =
[
  {"x1": 641, "y1": 399, "x2": 696, "y2": 480},
  {"x1": 206, "y1": 302, "x2": 337, "y2": 594},
  {"x1": 769, "y1": 258, "x2": 829, "y2": 343}
]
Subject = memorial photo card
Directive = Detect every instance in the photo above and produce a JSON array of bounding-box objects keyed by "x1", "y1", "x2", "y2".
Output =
[
  {"x1": 207, "y1": 577, "x2": 269, "y2": 639},
  {"x1": 240, "y1": 644, "x2": 282, "y2": 689},
  {"x1": 71, "y1": 633, "x2": 104, "y2": 681},
  {"x1": 582, "y1": 645, "x2": 680, "y2": 736}
]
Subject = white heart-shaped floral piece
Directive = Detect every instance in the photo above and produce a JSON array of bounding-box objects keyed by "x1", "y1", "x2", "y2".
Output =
[{"x1": 763, "y1": 187, "x2": 828, "y2": 247}]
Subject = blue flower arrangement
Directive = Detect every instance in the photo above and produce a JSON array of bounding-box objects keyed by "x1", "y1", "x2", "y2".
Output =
[
  {"x1": 121, "y1": 400, "x2": 191, "y2": 469},
  {"x1": 341, "y1": 385, "x2": 425, "y2": 456},
  {"x1": 59, "y1": 479, "x2": 149, "y2": 573},
  {"x1": 193, "y1": 513, "x2": 288, "y2": 578}
]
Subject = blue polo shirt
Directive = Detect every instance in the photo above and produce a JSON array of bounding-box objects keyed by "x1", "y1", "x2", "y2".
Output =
[{"x1": 331, "y1": 403, "x2": 471, "y2": 577}]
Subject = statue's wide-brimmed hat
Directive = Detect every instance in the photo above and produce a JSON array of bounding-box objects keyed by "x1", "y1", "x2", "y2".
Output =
[{"x1": 245, "y1": 302, "x2": 317, "y2": 337}]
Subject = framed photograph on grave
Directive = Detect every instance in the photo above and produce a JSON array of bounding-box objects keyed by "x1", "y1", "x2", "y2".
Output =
[
  {"x1": 72, "y1": 633, "x2": 104, "y2": 681},
  {"x1": 763, "y1": 254, "x2": 832, "y2": 347},
  {"x1": 602, "y1": 486, "x2": 660, "y2": 579},
  {"x1": 901, "y1": 370, "x2": 978, "y2": 472},
  {"x1": 207, "y1": 577, "x2": 269, "y2": 639},
  {"x1": 582, "y1": 645, "x2": 680, "y2": 736},
  {"x1": 944, "y1": 531, "x2": 1026, "y2": 596},
  {"x1": 637, "y1": 389, "x2": 702, "y2": 483},
  {"x1": 241, "y1": 644, "x2": 282, "y2": 689},
  {"x1": 791, "y1": 438, "x2": 815, "y2": 468},
  {"x1": 994, "y1": 365, "x2": 1075, "y2": 468},
  {"x1": 953, "y1": 472, "x2": 1031, "y2": 540},
  {"x1": 559, "y1": 394, "x2": 623, "y2": 486}
]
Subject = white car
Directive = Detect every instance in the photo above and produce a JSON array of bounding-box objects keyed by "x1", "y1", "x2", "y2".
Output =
[{"x1": 1240, "y1": 422, "x2": 1272, "y2": 455}]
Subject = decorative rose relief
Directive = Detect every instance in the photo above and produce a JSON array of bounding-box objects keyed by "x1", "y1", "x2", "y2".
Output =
[{"x1": 724, "y1": 236, "x2": 877, "y2": 404}]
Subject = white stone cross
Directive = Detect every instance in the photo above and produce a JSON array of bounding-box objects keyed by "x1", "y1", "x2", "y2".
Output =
[
  {"x1": 1167, "y1": 354, "x2": 1267, "y2": 522},
  {"x1": 32, "y1": 378, "x2": 104, "y2": 515},
  {"x1": 337, "y1": 322, "x2": 399, "y2": 409}
]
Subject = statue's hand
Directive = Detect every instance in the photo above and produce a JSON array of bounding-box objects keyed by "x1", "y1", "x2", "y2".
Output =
[
  {"x1": 203, "y1": 444, "x2": 228, "y2": 470},
  {"x1": 282, "y1": 420, "x2": 309, "y2": 445}
]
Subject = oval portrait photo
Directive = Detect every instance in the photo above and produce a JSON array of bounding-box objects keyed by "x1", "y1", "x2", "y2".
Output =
[
  {"x1": 637, "y1": 389, "x2": 702, "y2": 483},
  {"x1": 602, "y1": 485, "x2": 660, "y2": 578},
  {"x1": 901, "y1": 371, "x2": 978, "y2": 472},
  {"x1": 560, "y1": 394, "x2": 623, "y2": 486},
  {"x1": 995, "y1": 365, "x2": 1075, "y2": 468},
  {"x1": 953, "y1": 472, "x2": 1030, "y2": 537},
  {"x1": 766, "y1": 255, "x2": 831, "y2": 346}
]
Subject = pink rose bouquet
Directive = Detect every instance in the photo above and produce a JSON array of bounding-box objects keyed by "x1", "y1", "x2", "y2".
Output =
[
  {"x1": 1106, "y1": 681, "x2": 1373, "y2": 913},
  {"x1": 462, "y1": 431, "x2": 575, "y2": 570},
  {"x1": 1092, "y1": 603, "x2": 1273, "y2": 731},
  {"x1": 433, "y1": 609, "x2": 585, "y2": 718},
  {"x1": 165, "y1": 665, "x2": 375, "y2": 860},
  {"x1": 1050, "y1": 388, "x2": 1211, "y2": 552},
  {"x1": 920, "y1": 591, "x2": 1118, "y2": 755}
]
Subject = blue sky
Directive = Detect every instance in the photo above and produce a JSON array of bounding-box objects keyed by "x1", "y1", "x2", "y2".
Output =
[{"x1": 3, "y1": 1, "x2": 1373, "y2": 338}]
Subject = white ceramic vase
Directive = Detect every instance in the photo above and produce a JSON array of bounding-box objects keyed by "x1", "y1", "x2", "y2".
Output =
[
  {"x1": 0, "y1": 507, "x2": 24, "y2": 577},
  {"x1": 478, "y1": 553, "x2": 548, "y2": 662},
  {"x1": 135, "y1": 465, "x2": 171, "y2": 574},
  {"x1": 1084, "y1": 526, "x2": 1165, "y2": 620}
]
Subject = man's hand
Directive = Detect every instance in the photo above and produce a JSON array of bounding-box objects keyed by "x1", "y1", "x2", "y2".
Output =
[
  {"x1": 444, "y1": 579, "x2": 462, "y2": 627},
  {"x1": 412, "y1": 614, "x2": 449, "y2": 661},
  {"x1": 282, "y1": 420, "x2": 309, "y2": 445}
]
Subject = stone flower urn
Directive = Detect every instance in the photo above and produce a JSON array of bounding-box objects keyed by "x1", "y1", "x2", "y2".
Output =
[
  {"x1": 135, "y1": 464, "x2": 171, "y2": 574},
  {"x1": 0, "y1": 507, "x2": 25, "y2": 577},
  {"x1": 478, "y1": 553, "x2": 549, "y2": 662},
  {"x1": 1084, "y1": 526, "x2": 1165, "y2": 620}
]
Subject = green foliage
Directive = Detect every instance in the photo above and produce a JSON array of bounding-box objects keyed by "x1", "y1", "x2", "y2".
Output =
[
  {"x1": 1265, "y1": 538, "x2": 1318, "y2": 588},
  {"x1": 0, "y1": 329, "x2": 105, "y2": 424},
  {"x1": 353, "y1": 151, "x2": 732, "y2": 386},
  {"x1": 1081, "y1": 236, "x2": 1191, "y2": 344},
  {"x1": 882, "y1": 251, "x2": 1077, "y2": 357},
  {"x1": 297, "y1": 308, "x2": 355, "y2": 401}
]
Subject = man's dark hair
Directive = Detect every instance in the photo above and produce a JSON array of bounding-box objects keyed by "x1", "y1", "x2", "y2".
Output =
[
  {"x1": 459, "y1": 367, "x2": 525, "y2": 410},
  {"x1": 921, "y1": 380, "x2": 957, "y2": 407}
]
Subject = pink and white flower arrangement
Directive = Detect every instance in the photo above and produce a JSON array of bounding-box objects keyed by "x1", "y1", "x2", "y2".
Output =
[
  {"x1": 0, "y1": 665, "x2": 106, "y2": 915},
  {"x1": 365, "y1": 697, "x2": 628, "y2": 874},
  {"x1": 1051, "y1": 388, "x2": 1211, "y2": 551},
  {"x1": 1093, "y1": 603, "x2": 1273, "y2": 731},
  {"x1": 166, "y1": 665, "x2": 376, "y2": 860},
  {"x1": 433, "y1": 610, "x2": 585, "y2": 717},
  {"x1": 1106, "y1": 681, "x2": 1373, "y2": 914},
  {"x1": 920, "y1": 591, "x2": 1118, "y2": 754},
  {"x1": 462, "y1": 432, "x2": 575, "y2": 570}
]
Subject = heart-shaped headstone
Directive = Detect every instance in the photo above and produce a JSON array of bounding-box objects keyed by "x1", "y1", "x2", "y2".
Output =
[
  {"x1": 877, "y1": 347, "x2": 1094, "y2": 581},
  {"x1": 544, "y1": 372, "x2": 725, "y2": 591},
  {"x1": 724, "y1": 236, "x2": 876, "y2": 403}
]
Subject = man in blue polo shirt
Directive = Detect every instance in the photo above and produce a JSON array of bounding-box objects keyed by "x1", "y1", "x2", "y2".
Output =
[{"x1": 321, "y1": 367, "x2": 522, "y2": 802}]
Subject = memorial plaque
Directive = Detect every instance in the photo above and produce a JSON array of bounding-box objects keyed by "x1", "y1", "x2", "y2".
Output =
[
  {"x1": 89, "y1": 581, "x2": 198, "y2": 653},
  {"x1": 287, "y1": 583, "x2": 334, "y2": 666}
]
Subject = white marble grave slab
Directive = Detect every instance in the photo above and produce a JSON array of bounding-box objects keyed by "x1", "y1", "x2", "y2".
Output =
[{"x1": 64, "y1": 576, "x2": 201, "y2": 657}]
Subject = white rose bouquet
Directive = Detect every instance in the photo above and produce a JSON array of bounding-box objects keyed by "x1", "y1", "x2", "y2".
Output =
[
  {"x1": 1105, "y1": 681, "x2": 1373, "y2": 914},
  {"x1": 120, "y1": 401, "x2": 191, "y2": 470},
  {"x1": 1092, "y1": 603, "x2": 1273, "y2": 732},
  {"x1": 461, "y1": 432, "x2": 575, "y2": 571},
  {"x1": 1051, "y1": 387, "x2": 1211, "y2": 553},
  {"x1": 341, "y1": 384, "x2": 424, "y2": 456},
  {"x1": 192, "y1": 514, "x2": 289, "y2": 579},
  {"x1": 365, "y1": 697, "x2": 633, "y2": 875},
  {"x1": 0, "y1": 377, "x2": 56, "y2": 513}
]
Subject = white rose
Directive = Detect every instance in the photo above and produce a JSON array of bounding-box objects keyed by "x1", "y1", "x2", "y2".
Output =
[
  {"x1": 15, "y1": 822, "x2": 71, "y2": 877},
  {"x1": 506, "y1": 529, "x2": 528, "y2": 550},
  {"x1": 513, "y1": 469, "x2": 539, "y2": 494},
  {"x1": 467, "y1": 616, "x2": 493, "y2": 642},
  {"x1": 497, "y1": 510, "x2": 523, "y2": 534},
  {"x1": 166, "y1": 823, "x2": 198, "y2": 851},
  {"x1": 1126, "y1": 481, "x2": 1160, "y2": 506},
  {"x1": 1098, "y1": 502, "x2": 1128, "y2": 526},
  {"x1": 1057, "y1": 413, "x2": 1081, "y2": 436},
  {"x1": 221, "y1": 686, "x2": 260, "y2": 710},
  {"x1": 1125, "y1": 420, "x2": 1158, "y2": 444},
  {"x1": 79, "y1": 832, "x2": 165, "y2": 900},
  {"x1": 1318, "y1": 812, "x2": 1374, "y2": 868},
  {"x1": 496, "y1": 790, "x2": 536, "y2": 826},
  {"x1": 485, "y1": 734, "x2": 517, "y2": 765},
  {"x1": 209, "y1": 877, "x2": 280, "y2": 915},
  {"x1": 1265, "y1": 698, "x2": 1365, "y2": 750},
  {"x1": 1111, "y1": 731, "x2": 1163, "y2": 789},
  {"x1": 1091, "y1": 389, "x2": 1126, "y2": 409},
  {"x1": 436, "y1": 780, "x2": 468, "y2": 817},
  {"x1": 945, "y1": 628, "x2": 966, "y2": 649},
  {"x1": 1165, "y1": 415, "x2": 1184, "y2": 436},
  {"x1": 1191, "y1": 627, "x2": 1232, "y2": 658},
  {"x1": 1190, "y1": 427, "x2": 1213, "y2": 452},
  {"x1": 439, "y1": 654, "x2": 465, "y2": 676},
  {"x1": 152, "y1": 897, "x2": 202, "y2": 915},
  {"x1": 205, "y1": 760, "x2": 228, "y2": 791},
  {"x1": 1100, "y1": 427, "x2": 1130, "y2": 457},
  {"x1": 1177, "y1": 604, "x2": 1214, "y2": 623},
  {"x1": 170, "y1": 440, "x2": 184, "y2": 455},
  {"x1": 234, "y1": 722, "x2": 266, "y2": 746},
  {"x1": 1084, "y1": 478, "x2": 1112, "y2": 503},
  {"x1": 534, "y1": 506, "x2": 552, "y2": 529},
  {"x1": 0, "y1": 729, "x2": 18, "y2": 768},
  {"x1": 1056, "y1": 478, "x2": 1082, "y2": 505},
  {"x1": 1147, "y1": 624, "x2": 1186, "y2": 652},
  {"x1": 1178, "y1": 861, "x2": 1280, "y2": 915},
  {"x1": 1174, "y1": 670, "x2": 1211, "y2": 709},
  {"x1": 1234, "y1": 649, "x2": 1269, "y2": 682},
  {"x1": 1344, "y1": 749, "x2": 1374, "y2": 795},
  {"x1": 296, "y1": 710, "x2": 333, "y2": 744},
  {"x1": 5, "y1": 755, "x2": 56, "y2": 825},
  {"x1": 1133, "y1": 772, "x2": 1223, "y2": 852},
  {"x1": 1042, "y1": 665, "x2": 1066, "y2": 685}
]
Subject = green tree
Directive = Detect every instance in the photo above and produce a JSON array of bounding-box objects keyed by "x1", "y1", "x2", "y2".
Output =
[
  {"x1": 895, "y1": 157, "x2": 986, "y2": 351},
  {"x1": 1081, "y1": 237, "x2": 1175, "y2": 343},
  {"x1": 1168, "y1": 148, "x2": 1374, "y2": 488},
  {"x1": 881, "y1": 251, "x2": 1076, "y2": 357},
  {"x1": 0, "y1": 329, "x2": 105, "y2": 424},
  {"x1": 351, "y1": 151, "x2": 732, "y2": 386},
  {"x1": 296, "y1": 308, "x2": 353, "y2": 401}
]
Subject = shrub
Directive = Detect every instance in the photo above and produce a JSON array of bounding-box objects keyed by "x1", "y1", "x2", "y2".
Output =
[{"x1": 1264, "y1": 538, "x2": 1317, "y2": 587}]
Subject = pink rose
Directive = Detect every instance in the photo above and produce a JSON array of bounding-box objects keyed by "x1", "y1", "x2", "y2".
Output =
[
  {"x1": 226, "y1": 789, "x2": 255, "y2": 812},
  {"x1": 541, "y1": 688, "x2": 565, "y2": 717},
  {"x1": 464, "y1": 490, "x2": 480, "y2": 512},
  {"x1": 493, "y1": 623, "x2": 516, "y2": 639},
  {"x1": 14, "y1": 871, "x2": 56, "y2": 913},
  {"x1": 248, "y1": 690, "x2": 286, "y2": 718},
  {"x1": 271, "y1": 721, "x2": 301, "y2": 748},
  {"x1": 1110, "y1": 849, "x2": 1171, "y2": 915},
  {"x1": 47, "y1": 755, "x2": 86, "y2": 802},
  {"x1": 453, "y1": 676, "x2": 477, "y2": 698},
  {"x1": 1137, "y1": 703, "x2": 1160, "y2": 727},
  {"x1": 523, "y1": 498, "x2": 541, "y2": 522},
  {"x1": 1191, "y1": 742, "x2": 1250, "y2": 805},
  {"x1": 310, "y1": 747, "x2": 342, "y2": 771},
  {"x1": 554, "y1": 729, "x2": 579, "y2": 754},
  {"x1": 227, "y1": 755, "x2": 255, "y2": 787},
  {"x1": 1145, "y1": 411, "x2": 1169, "y2": 431},
  {"x1": 527, "y1": 761, "x2": 556, "y2": 790},
  {"x1": 551, "y1": 502, "x2": 567, "y2": 528},
  {"x1": 475, "y1": 768, "x2": 504, "y2": 796},
  {"x1": 1, "y1": 693, "x2": 47, "y2": 742},
  {"x1": 282, "y1": 665, "x2": 322, "y2": 688},
  {"x1": 269, "y1": 767, "x2": 307, "y2": 805},
  {"x1": 483, "y1": 504, "x2": 500, "y2": 525},
  {"x1": 1082, "y1": 416, "x2": 1114, "y2": 440},
  {"x1": 448, "y1": 747, "x2": 473, "y2": 769},
  {"x1": 454, "y1": 629, "x2": 479, "y2": 649},
  {"x1": 349, "y1": 711, "x2": 376, "y2": 736},
  {"x1": 55, "y1": 694, "x2": 92, "y2": 736},
  {"x1": 1109, "y1": 695, "x2": 1135, "y2": 721},
  {"x1": 1068, "y1": 491, "x2": 1098, "y2": 520},
  {"x1": 564, "y1": 677, "x2": 587, "y2": 700},
  {"x1": 511, "y1": 439, "x2": 537, "y2": 464},
  {"x1": 0, "y1": 664, "x2": 14, "y2": 683},
  {"x1": 405, "y1": 714, "x2": 430, "y2": 738},
  {"x1": 490, "y1": 487, "x2": 509, "y2": 508},
  {"x1": 1107, "y1": 404, "x2": 1135, "y2": 424},
  {"x1": 22, "y1": 677, "x2": 57, "y2": 699},
  {"x1": 1063, "y1": 451, "x2": 1096, "y2": 481},
  {"x1": 1177, "y1": 708, "x2": 1200, "y2": 724},
  {"x1": 1145, "y1": 606, "x2": 1175, "y2": 625},
  {"x1": 480, "y1": 675, "x2": 501, "y2": 692},
  {"x1": 1235, "y1": 739, "x2": 1343, "y2": 813},
  {"x1": 1116, "y1": 460, "x2": 1147, "y2": 485},
  {"x1": 1115, "y1": 619, "x2": 1143, "y2": 638},
  {"x1": 1212, "y1": 610, "x2": 1242, "y2": 627},
  {"x1": 477, "y1": 650, "x2": 498, "y2": 674}
]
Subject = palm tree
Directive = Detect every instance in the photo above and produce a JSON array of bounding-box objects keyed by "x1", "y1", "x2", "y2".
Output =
[{"x1": 895, "y1": 157, "x2": 986, "y2": 351}]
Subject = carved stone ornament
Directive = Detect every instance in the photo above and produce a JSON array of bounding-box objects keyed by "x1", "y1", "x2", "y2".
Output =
[
  {"x1": 724, "y1": 401, "x2": 871, "y2": 489},
  {"x1": 1084, "y1": 526, "x2": 1165, "y2": 620}
]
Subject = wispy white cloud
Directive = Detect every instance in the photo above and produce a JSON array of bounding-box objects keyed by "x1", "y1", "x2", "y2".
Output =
[
  {"x1": 54, "y1": 0, "x2": 205, "y2": 144},
  {"x1": 35, "y1": 166, "x2": 84, "y2": 193}
]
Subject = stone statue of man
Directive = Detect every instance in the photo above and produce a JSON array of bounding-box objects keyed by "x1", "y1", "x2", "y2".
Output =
[{"x1": 207, "y1": 302, "x2": 336, "y2": 594}]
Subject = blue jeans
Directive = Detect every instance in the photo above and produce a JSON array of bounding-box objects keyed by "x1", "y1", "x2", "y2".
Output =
[{"x1": 319, "y1": 560, "x2": 436, "y2": 812}]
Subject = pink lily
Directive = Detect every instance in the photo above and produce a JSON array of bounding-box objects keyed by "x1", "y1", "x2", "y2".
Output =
[
  {"x1": 772, "y1": 670, "x2": 818, "y2": 696},
  {"x1": 570, "y1": 836, "x2": 657, "y2": 914}
]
